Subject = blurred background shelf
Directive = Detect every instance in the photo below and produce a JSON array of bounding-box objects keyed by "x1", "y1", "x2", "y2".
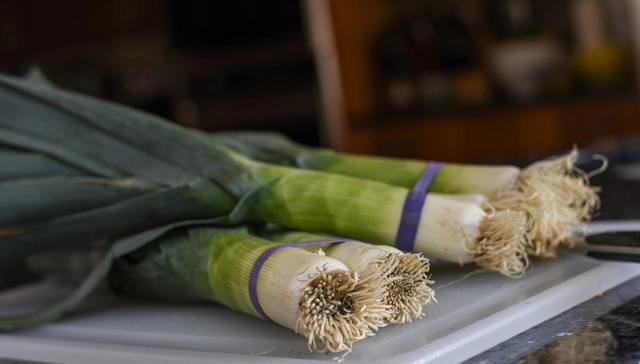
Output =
[
  {"x1": 323, "y1": 0, "x2": 640, "y2": 161},
  {"x1": 0, "y1": 0, "x2": 322, "y2": 146},
  {"x1": 1, "y1": 0, "x2": 640, "y2": 162},
  {"x1": 345, "y1": 90, "x2": 639, "y2": 162}
]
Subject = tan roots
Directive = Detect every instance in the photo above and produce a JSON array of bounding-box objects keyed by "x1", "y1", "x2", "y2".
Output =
[
  {"x1": 297, "y1": 267, "x2": 389, "y2": 354},
  {"x1": 489, "y1": 149, "x2": 601, "y2": 259},
  {"x1": 348, "y1": 249, "x2": 435, "y2": 324},
  {"x1": 467, "y1": 208, "x2": 530, "y2": 278},
  {"x1": 381, "y1": 253, "x2": 435, "y2": 324}
]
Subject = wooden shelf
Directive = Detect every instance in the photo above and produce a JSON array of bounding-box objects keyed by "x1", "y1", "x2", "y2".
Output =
[{"x1": 345, "y1": 92, "x2": 640, "y2": 163}]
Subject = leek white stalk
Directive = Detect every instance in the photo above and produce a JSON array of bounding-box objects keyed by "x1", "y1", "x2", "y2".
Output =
[
  {"x1": 111, "y1": 227, "x2": 390, "y2": 354},
  {"x1": 441, "y1": 193, "x2": 489, "y2": 206},
  {"x1": 262, "y1": 229, "x2": 436, "y2": 324}
]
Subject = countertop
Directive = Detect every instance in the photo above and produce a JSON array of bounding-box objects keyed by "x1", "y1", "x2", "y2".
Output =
[
  {"x1": 467, "y1": 267, "x2": 640, "y2": 363},
  {"x1": 466, "y1": 152, "x2": 640, "y2": 363}
]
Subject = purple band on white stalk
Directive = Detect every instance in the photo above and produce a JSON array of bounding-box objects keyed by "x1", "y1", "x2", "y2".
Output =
[
  {"x1": 249, "y1": 238, "x2": 349, "y2": 321},
  {"x1": 396, "y1": 161, "x2": 443, "y2": 252}
]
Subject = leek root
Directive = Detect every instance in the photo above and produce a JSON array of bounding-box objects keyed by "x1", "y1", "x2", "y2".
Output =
[{"x1": 260, "y1": 229, "x2": 436, "y2": 323}]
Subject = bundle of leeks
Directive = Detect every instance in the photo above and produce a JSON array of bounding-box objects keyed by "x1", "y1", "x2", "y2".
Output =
[
  {"x1": 108, "y1": 225, "x2": 435, "y2": 355},
  {"x1": 0, "y1": 71, "x2": 449, "y2": 354},
  {"x1": 209, "y1": 131, "x2": 603, "y2": 266},
  {"x1": 0, "y1": 71, "x2": 533, "y2": 277},
  {"x1": 110, "y1": 226, "x2": 391, "y2": 355},
  {"x1": 20, "y1": 222, "x2": 434, "y2": 356},
  {"x1": 0, "y1": 71, "x2": 601, "y2": 353},
  {"x1": 252, "y1": 227, "x2": 435, "y2": 325}
]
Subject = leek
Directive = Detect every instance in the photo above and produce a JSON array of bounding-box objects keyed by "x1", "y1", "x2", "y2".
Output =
[
  {"x1": 208, "y1": 131, "x2": 520, "y2": 195},
  {"x1": 110, "y1": 226, "x2": 390, "y2": 354},
  {"x1": 0, "y1": 73, "x2": 529, "y2": 276},
  {"x1": 258, "y1": 229, "x2": 435, "y2": 324},
  {"x1": 209, "y1": 131, "x2": 601, "y2": 260}
]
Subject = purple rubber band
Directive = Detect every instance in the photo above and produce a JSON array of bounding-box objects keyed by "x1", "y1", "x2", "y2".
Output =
[
  {"x1": 395, "y1": 162, "x2": 443, "y2": 252},
  {"x1": 249, "y1": 238, "x2": 349, "y2": 320}
]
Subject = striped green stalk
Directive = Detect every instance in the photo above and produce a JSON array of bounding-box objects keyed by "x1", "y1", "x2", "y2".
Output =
[
  {"x1": 209, "y1": 131, "x2": 601, "y2": 261},
  {"x1": 110, "y1": 227, "x2": 390, "y2": 354},
  {"x1": 258, "y1": 229, "x2": 435, "y2": 324}
]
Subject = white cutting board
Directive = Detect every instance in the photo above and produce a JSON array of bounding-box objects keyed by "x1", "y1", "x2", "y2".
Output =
[{"x1": 0, "y1": 220, "x2": 639, "y2": 364}]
